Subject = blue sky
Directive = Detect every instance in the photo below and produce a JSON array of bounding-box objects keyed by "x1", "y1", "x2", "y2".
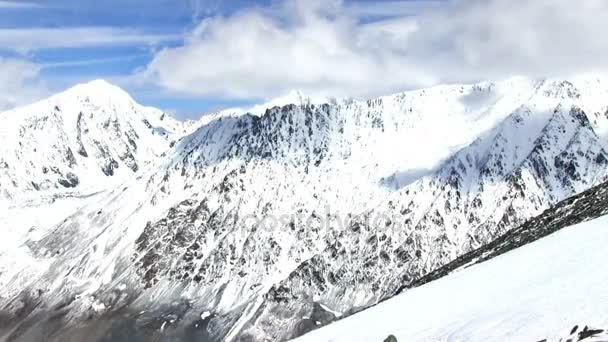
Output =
[
  {"x1": 0, "y1": 0, "x2": 605, "y2": 119},
  {"x1": 0, "y1": 0, "x2": 265, "y2": 117}
]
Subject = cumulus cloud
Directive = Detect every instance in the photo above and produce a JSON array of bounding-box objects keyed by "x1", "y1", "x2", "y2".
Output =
[
  {"x1": 0, "y1": 58, "x2": 47, "y2": 111},
  {"x1": 142, "y1": 0, "x2": 608, "y2": 101}
]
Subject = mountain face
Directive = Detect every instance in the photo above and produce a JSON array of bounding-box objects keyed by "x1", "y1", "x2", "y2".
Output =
[
  {"x1": 0, "y1": 80, "x2": 189, "y2": 202},
  {"x1": 409, "y1": 173, "x2": 608, "y2": 291},
  {"x1": 295, "y1": 179, "x2": 608, "y2": 342},
  {"x1": 2, "y1": 77, "x2": 608, "y2": 341}
]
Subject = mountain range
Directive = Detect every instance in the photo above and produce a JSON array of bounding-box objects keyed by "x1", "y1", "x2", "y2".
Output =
[{"x1": 2, "y1": 76, "x2": 608, "y2": 341}]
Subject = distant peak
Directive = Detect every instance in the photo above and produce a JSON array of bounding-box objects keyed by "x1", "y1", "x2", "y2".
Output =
[
  {"x1": 84, "y1": 79, "x2": 115, "y2": 88},
  {"x1": 69, "y1": 79, "x2": 124, "y2": 93},
  {"x1": 59, "y1": 79, "x2": 134, "y2": 104}
]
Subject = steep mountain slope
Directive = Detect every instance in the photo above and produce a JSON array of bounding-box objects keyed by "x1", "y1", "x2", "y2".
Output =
[
  {"x1": 0, "y1": 80, "x2": 188, "y2": 202},
  {"x1": 295, "y1": 180, "x2": 608, "y2": 342},
  {"x1": 2, "y1": 76, "x2": 608, "y2": 342},
  {"x1": 408, "y1": 173, "x2": 608, "y2": 291},
  {"x1": 230, "y1": 79, "x2": 608, "y2": 340}
]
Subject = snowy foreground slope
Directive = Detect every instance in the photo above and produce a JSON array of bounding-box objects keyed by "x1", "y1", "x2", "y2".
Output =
[
  {"x1": 295, "y1": 181, "x2": 608, "y2": 342},
  {"x1": 3, "y1": 76, "x2": 608, "y2": 341}
]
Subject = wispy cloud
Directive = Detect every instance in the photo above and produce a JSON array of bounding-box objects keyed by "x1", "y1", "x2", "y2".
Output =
[
  {"x1": 0, "y1": 1, "x2": 44, "y2": 9},
  {"x1": 0, "y1": 27, "x2": 182, "y2": 53},
  {"x1": 349, "y1": 0, "x2": 443, "y2": 17},
  {"x1": 188, "y1": 0, "x2": 221, "y2": 22},
  {"x1": 41, "y1": 54, "x2": 147, "y2": 68},
  {"x1": 0, "y1": 57, "x2": 46, "y2": 111}
]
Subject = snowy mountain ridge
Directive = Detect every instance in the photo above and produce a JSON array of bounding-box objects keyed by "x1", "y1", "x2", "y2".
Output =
[
  {"x1": 2, "y1": 75, "x2": 608, "y2": 341},
  {"x1": 0, "y1": 79, "x2": 190, "y2": 203}
]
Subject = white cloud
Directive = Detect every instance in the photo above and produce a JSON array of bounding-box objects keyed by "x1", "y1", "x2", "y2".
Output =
[
  {"x1": 0, "y1": 27, "x2": 181, "y2": 53},
  {"x1": 0, "y1": 58, "x2": 47, "y2": 111},
  {"x1": 141, "y1": 0, "x2": 608, "y2": 101}
]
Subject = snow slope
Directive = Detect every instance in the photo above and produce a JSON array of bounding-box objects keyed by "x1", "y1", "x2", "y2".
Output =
[{"x1": 295, "y1": 208, "x2": 608, "y2": 342}]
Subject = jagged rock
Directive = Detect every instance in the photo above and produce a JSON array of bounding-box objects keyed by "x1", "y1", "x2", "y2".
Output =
[
  {"x1": 57, "y1": 172, "x2": 79, "y2": 188},
  {"x1": 383, "y1": 335, "x2": 398, "y2": 342}
]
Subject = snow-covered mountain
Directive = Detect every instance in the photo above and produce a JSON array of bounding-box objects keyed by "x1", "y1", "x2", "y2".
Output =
[
  {"x1": 0, "y1": 79, "x2": 189, "y2": 202},
  {"x1": 2, "y1": 76, "x2": 608, "y2": 341},
  {"x1": 295, "y1": 179, "x2": 608, "y2": 342}
]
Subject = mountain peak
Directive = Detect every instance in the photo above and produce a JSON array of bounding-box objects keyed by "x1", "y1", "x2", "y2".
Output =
[
  {"x1": 81, "y1": 78, "x2": 116, "y2": 89},
  {"x1": 69, "y1": 78, "x2": 121, "y2": 91},
  {"x1": 58, "y1": 79, "x2": 135, "y2": 105}
]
